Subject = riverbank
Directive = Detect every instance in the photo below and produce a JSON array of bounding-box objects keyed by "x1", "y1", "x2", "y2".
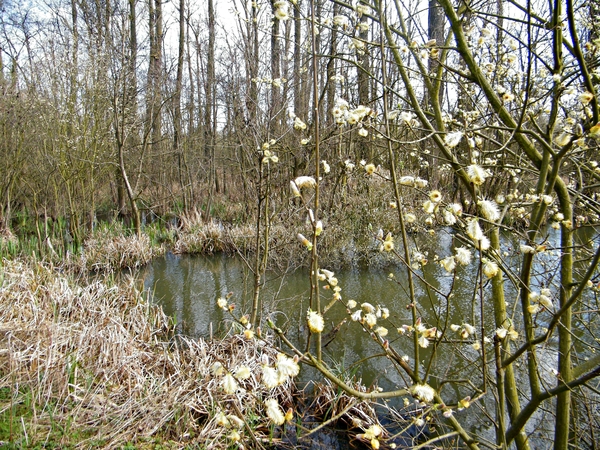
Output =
[
  {"x1": 0, "y1": 174, "x2": 457, "y2": 273},
  {"x1": 0, "y1": 259, "x2": 281, "y2": 448},
  {"x1": 1, "y1": 213, "x2": 402, "y2": 274},
  {"x1": 0, "y1": 259, "x2": 385, "y2": 449}
]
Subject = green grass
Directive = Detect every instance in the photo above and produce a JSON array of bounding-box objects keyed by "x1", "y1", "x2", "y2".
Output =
[
  {"x1": 0, "y1": 386, "x2": 20, "y2": 445},
  {"x1": 0, "y1": 385, "x2": 103, "y2": 449}
]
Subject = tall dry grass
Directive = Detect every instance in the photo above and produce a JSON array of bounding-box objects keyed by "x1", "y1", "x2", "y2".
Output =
[
  {"x1": 0, "y1": 260, "x2": 296, "y2": 448},
  {"x1": 172, "y1": 213, "x2": 303, "y2": 270},
  {"x1": 173, "y1": 212, "x2": 242, "y2": 254},
  {"x1": 74, "y1": 224, "x2": 158, "y2": 272}
]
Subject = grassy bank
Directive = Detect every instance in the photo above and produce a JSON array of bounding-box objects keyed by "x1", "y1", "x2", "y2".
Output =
[{"x1": 0, "y1": 260, "x2": 309, "y2": 448}]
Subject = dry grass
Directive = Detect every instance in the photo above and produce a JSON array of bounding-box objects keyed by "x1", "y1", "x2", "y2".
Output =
[
  {"x1": 308, "y1": 378, "x2": 380, "y2": 430},
  {"x1": 0, "y1": 227, "x2": 17, "y2": 245},
  {"x1": 0, "y1": 260, "x2": 296, "y2": 448},
  {"x1": 174, "y1": 213, "x2": 240, "y2": 254},
  {"x1": 75, "y1": 224, "x2": 158, "y2": 272},
  {"x1": 172, "y1": 213, "x2": 299, "y2": 270}
]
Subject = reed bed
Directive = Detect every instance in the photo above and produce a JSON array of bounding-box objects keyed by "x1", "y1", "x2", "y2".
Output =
[
  {"x1": 172, "y1": 214, "x2": 300, "y2": 267},
  {"x1": 77, "y1": 225, "x2": 158, "y2": 272},
  {"x1": 173, "y1": 215, "x2": 242, "y2": 254},
  {"x1": 0, "y1": 260, "x2": 296, "y2": 448}
]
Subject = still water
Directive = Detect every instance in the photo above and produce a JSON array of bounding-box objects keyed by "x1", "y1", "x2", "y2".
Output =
[
  {"x1": 141, "y1": 228, "x2": 596, "y2": 384},
  {"x1": 140, "y1": 227, "x2": 598, "y2": 442}
]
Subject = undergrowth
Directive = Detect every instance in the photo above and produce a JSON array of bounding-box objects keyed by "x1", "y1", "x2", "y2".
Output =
[{"x1": 0, "y1": 260, "x2": 306, "y2": 448}]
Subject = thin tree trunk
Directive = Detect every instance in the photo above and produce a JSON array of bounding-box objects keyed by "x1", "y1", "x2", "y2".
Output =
[
  {"x1": 270, "y1": 0, "x2": 282, "y2": 133},
  {"x1": 293, "y1": 0, "x2": 307, "y2": 120},
  {"x1": 146, "y1": 0, "x2": 162, "y2": 151},
  {"x1": 357, "y1": 13, "x2": 370, "y2": 160},
  {"x1": 115, "y1": 0, "x2": 138, "y2": 220},
  {"x1": 204, "y1": 0, "x2": 216, "y2": 217},
  {"x1": 118, "y1": 140, "x2": 141, "y2": 234},
  {"x1": 427, "y1": 0, "x2": 444, "y2": 108},
  {"x1": 174, "y1": 0, "x2": 187, "y2": 212},
  {"x1": 326, "y1": 2, "x2": 339, "y2": 127},
  {"x1": 555, "y1": 211, "x2": 574, "y2": 449},
  {"x1": 205, "y1": 0, "x2": 215, "y2": 159}
]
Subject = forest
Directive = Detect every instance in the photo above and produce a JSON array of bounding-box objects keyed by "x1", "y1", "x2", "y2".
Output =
[{"x1": 1, "y1": 0, "x2": 600, "y2": 448}]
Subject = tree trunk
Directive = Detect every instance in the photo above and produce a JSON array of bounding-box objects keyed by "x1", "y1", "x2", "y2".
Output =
[
  {"x1": 205, "y1": 0, "x2": 215, "y2": 159},
  {"x1": 204, "y1": 0, "x2": 217, "y2": 218},
  {"x1": 357, "y1": 13, "x2": 370, "y2": 160},
  {"x1": 174, "y1": 0, "x2": 187, "y2": 212},
  {"x1": 270, "y1": 0, "x2": 282, "y2": 133},
  {"x1": 326, "y1": 2, "x2": 339, "y2": 127},
  {"x1": 114, "y1": 0, "x2": 138, "y2": 220},
  {"x1": 427, "y1": 0, "x2": 445, "y2": 108},
  {"x1": 147, "y1": 0, "x2": 163, "y2": 152},
  {"x1": 293, "y1": 0, "x2": 307, "y2": 120}
]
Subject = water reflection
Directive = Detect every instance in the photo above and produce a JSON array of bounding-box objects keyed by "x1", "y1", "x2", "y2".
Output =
[
  {"x1": 143, "y1": 228, "x2": 579, "y2": 368},
  {"x1": 145, "y1": 230, "x2": 596, "y2": 363},
  {"x1": 140, "y1": 226, "x2": 598, "y2": 442}
]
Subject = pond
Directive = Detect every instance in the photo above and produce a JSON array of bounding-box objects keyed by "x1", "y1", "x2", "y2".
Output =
[
  {"x1": 140, "y1": 226, "x2": 596, "y2": 366},
  {"x1": 140, "y1": 226, "x2": 599, "y2": 445}
]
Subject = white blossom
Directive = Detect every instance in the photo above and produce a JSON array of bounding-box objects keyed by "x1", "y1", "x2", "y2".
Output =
[
  {"x1": 276, "y1": 353, "x2": 300, "y2": 377},
  {"x1": 496, "y1": 327, "x2": 508, "y2": 339},
  {"x1": 466, "y1": 218, "x2": 484, "y2": 241},
  {"x1": 410, "y1": 383, "x2": 435, "y2": 403},
  {"x1": 455, "y1": 247, "x2": 472, "y2": 265},
  {"x1": 293, "y1": 176, "x2": 316, "y2": 189},
  {"x1": 265, "y1": 399, "x2": 285, "y2": 425},
  {"x1": 445, "y1": 131, "x2": 463, "y2": 148},
  {"x1": 478, "y1": 199, "x2": 500, "y2": 221},
  {"x1": 467, "y1": 164, "x2": 489, "y2": 185},
  {"x1": 483, "y1": 259, "x2": 499, "y2": 278},
  {"x1": 222, "y1": 373, "x2": 238, "y2": 394},
  {"x1": 262, "y1": 365, "x2": 280, "y2": 389},
  {"x1": 399, "y1": 176, "x2": 415, "y2": 186},
  {"x1": 307, "y1": 310, "x2": 325, "y2": 333},
  {"x1": 440, "y1": 256, "x2": 456, "y2": 273}
]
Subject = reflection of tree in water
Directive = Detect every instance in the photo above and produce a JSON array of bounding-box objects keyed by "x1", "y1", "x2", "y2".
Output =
[{"x1": 142, "y1": 225, "x2": 599, "y2": 444}]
